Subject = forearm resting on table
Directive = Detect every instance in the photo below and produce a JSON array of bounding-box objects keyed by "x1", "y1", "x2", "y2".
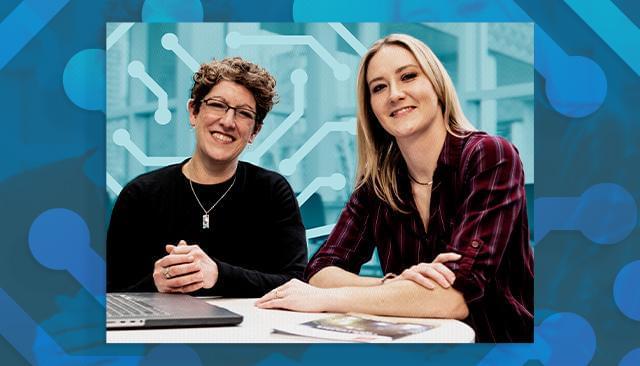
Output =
[
  {"x1": 309, "y1": 266, "x2": 382, "y2": 288},
  {"x1": 325, "y1": 279, "x2": 469, "y2": 320}
]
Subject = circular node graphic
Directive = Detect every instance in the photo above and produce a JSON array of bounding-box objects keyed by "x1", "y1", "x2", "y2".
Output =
[
  {"x1": 545, "y1": 56, "x2": 607, "y2": 118},
  {"x1": 614, "y1": 260, "x2": 640, "y2": 321},
  {"x1": 28, "y1": 208, "x2": 90, "y2": 270},
  {"x1": 63, "y1": 49, "x2": 106, "y2": 112}
]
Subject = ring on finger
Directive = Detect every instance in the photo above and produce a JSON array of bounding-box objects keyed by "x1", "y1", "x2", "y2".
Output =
[
  {"x1": 274, "y1": 288, "x2": 281, "y2": 299},
  {"x1": 162, "y1": 267, "x2": 172, "y2": 279}
]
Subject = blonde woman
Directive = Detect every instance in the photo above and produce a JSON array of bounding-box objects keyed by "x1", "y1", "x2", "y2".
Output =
[{"x1": 257, "y1": 34, "x2": 533, "y2": 342}]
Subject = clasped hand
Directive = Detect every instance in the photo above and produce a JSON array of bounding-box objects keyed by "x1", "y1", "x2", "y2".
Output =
[
  {"x1": 153, "y1": 240, "x2": 219, "y2": 293},
  {"x1": 255, "y1": 252, "x2": 462, "y2": 311},
  {"x1": 387, "y1": 252, "x2": 461, "y2": 289}
]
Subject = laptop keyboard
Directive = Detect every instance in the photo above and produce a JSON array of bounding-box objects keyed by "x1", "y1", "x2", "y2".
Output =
[{"x1": 107, "y1": 294, "x2": 169, "y2": 317}]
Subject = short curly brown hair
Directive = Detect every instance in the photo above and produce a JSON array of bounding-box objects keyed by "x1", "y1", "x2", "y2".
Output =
[{"x1": 190, "y1": 57, "x2": 278, "y2": 125}]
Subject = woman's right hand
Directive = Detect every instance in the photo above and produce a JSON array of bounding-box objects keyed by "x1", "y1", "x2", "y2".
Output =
[
  {"x1": 153, "y1": 240, "x2": 200, "y2": 293},
  {"x1": 255, "y1": 279, "x2": 332, "y2": 313},
  {"x1": 389, "y1": 252, "x2": 461, "y2": 290}
]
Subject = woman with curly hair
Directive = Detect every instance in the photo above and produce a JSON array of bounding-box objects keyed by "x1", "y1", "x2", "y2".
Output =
[{"x1": 107, "y1": 57, "x2": 307, "y2": 297}]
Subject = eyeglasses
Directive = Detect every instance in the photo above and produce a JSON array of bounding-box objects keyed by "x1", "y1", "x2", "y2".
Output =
[{"x1": 200, "y1": 98, "x2": 257, "y2": 123}]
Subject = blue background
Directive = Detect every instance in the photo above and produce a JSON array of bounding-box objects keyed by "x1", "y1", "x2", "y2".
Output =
[{"x1": 1, "y1": 0, "x2": 639, "y2": 365}]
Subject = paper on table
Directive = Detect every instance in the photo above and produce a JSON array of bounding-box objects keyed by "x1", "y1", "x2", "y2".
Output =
[{"x1": 273, "y1": 314, "x2": 437, "y2": 343}]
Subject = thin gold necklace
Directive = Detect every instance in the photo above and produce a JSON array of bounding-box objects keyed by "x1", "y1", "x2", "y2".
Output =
[{"x1": 408, "y1": 172, "x2": 433, "y2": 186}]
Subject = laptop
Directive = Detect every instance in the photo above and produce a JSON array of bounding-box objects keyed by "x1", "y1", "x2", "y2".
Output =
[{"x1": 107, "y1": 292, "x2": 243, "y2": 329}]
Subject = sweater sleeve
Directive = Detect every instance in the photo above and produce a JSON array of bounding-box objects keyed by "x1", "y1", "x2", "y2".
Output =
[
  {"x1": 203, "y1": 174, "x2": 308, "y2": 297},
  {"x1": 106, "y1": 183, "x2": 158, "y2": 292}
]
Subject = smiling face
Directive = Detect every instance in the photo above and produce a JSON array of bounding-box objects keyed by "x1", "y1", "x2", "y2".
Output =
[
  {"x1": 189, "y1": 80, "x2": 261, "y2": 168},
  {"x1": 366, "y1": 45, "x2": 443, "y2": 142}
]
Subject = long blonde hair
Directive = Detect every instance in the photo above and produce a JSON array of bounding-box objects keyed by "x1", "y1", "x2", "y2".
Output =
[{"x1": 355, "y1": 33, "x2": 476, "y2": 213}]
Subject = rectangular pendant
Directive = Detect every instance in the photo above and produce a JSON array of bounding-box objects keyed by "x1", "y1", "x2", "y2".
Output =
[{"x1": 202, "y1": 214, "x2": 210, "y2": 229}]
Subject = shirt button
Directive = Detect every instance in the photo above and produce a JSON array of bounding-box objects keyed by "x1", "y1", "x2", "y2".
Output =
[{"x1": 471, "y1": 240, "x2": 480, "y2": 248}]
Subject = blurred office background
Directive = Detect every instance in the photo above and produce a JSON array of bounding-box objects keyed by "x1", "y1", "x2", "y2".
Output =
[{"x1": 107, "y1": 23, "x2": 533, "y2": 277}]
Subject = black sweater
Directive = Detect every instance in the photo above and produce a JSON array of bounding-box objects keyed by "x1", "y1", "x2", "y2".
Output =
[{"x1": 106, "y1": 160, "x2": 308, "y2": 297}]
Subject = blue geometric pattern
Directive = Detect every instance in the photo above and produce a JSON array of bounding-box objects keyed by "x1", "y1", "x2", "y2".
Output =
[
  {"x1": 535, "y1": 25, "x2": 607, "y2": 118},
  {"x1": 63, "y1": 49, "x2": 106, "y2": 112},
  {"x1": 535, "y1": 183, "x2": 636, "y2": 244},
  {"x1": 141, "y1": 0, "x2": 203, "y2": 22},
  {"x1": 28, "y1": 208, "x2": 106, "y2": 305},
  {"x1": 478, "y1": 312, "x2": 596, "y2": 365},
  {"x1": 1, "y1": 1, "x2": 639, "y2": 365},
  {"x1": 614, "y1": 260, "x2": 640, "y2": 321},
  {"x1": 0, "y1": 0, "x2": 70, "y2": 70}
]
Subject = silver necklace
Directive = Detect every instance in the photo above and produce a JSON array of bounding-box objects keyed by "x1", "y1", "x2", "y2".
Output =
[{"x1": 188, "y1": 174, "x2": 236, "y2": 229}]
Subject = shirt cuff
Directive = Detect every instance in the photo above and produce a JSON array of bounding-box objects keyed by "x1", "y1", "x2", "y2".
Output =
[
  {"x1": 451, "y1": 270, "x2": 486, "y2": 304},
  {"x1": 449, "y1": 238, "x2": 486, "y2": 303}
]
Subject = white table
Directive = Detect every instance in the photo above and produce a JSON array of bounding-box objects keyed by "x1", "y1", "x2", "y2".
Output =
[{"x1": 107, "y1": 298, "x2": 475, "y2": 343}]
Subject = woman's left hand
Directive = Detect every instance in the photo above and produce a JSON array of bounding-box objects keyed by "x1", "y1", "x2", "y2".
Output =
[
  {"x1": 389, "y1": 252, "x2": 461, "y2": 290},
  {"x1": 166, "y1": 241, "x2": 219, "y2": 292},
  {"x1": 255, "y1": 279, "x2": 331, "y2": 312}
]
